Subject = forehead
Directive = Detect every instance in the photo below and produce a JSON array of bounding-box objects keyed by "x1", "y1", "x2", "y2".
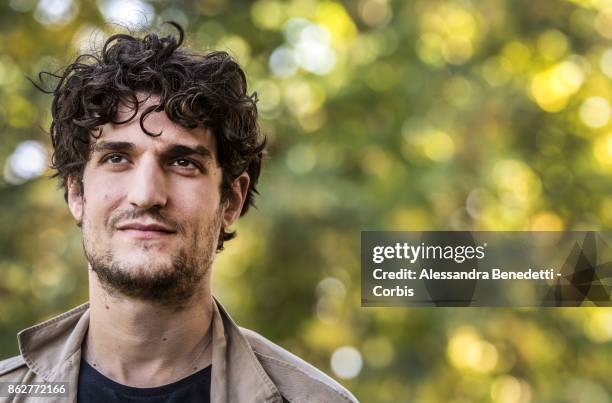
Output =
[{"x1": 93, "y1": 97, "x2": 216, "y2": 155}]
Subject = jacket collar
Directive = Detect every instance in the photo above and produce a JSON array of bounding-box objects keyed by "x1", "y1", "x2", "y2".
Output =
[
  {"x1": 17, "y1": 299, "x2": 283, "y2": 403},
  {"x1": 210, "y1": 298, "x2": 282, "y2": 402}
]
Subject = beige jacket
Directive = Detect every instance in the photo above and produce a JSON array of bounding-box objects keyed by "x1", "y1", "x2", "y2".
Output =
[{"x1": 0, "y1": 299, "x2": 358, "y2": 403}]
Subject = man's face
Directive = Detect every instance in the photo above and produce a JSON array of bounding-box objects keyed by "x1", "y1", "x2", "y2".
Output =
[{"x1": 67, "y1": 97, "x2": 247, "y2": 306}]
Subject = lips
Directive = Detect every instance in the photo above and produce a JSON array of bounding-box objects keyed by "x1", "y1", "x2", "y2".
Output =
[{"x1": 116, "y1": 222, "x2": 177, "y2": 238}]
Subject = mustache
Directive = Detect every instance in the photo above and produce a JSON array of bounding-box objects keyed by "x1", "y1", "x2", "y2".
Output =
[{"x1": 107, "y1": 208, "x2": 186, "y2": 235}]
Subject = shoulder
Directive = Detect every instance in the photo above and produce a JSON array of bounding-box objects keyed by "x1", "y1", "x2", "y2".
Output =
[
  {"x1": 0, "y1": 355, "x2": 28, "y2": 381},
  {"x1": 240, "y1": 327, "x2": 358, "y2": 403}
]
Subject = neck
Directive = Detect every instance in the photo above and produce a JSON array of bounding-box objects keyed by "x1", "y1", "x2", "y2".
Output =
[{"x1": 83, "y1": 269, "x2": 214, "y2": 387}]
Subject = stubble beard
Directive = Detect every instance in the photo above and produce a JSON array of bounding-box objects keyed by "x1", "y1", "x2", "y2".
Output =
[{"x1": 83, "y1": 207, "x2": 222, "y2": 309}]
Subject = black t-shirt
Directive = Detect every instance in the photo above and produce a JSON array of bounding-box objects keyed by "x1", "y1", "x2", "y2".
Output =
[{"x1": 77, "y1": 360, "x2": 211, "y2": 403}]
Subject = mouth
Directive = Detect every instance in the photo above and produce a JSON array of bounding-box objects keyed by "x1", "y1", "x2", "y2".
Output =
[{"x1": 116, "y1": 222, "x2": 177, "y2": 239}]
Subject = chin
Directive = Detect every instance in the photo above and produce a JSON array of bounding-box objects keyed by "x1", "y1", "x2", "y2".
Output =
[{"x1": 114, "y1": 255, "x2": 175, "y2": 275}]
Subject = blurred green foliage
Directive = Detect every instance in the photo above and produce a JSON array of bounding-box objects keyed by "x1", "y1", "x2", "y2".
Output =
[{"x1": 1, "y1": 0, "x2": 611, "y2": 402}]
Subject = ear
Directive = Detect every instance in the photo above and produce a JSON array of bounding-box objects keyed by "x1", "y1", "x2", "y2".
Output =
[
  {"x1": 222, "y1": 172, "x2": 250, "y2": 229},
  {"x1": 67, "y1": 176, "x2": 84, "y2": 226}
]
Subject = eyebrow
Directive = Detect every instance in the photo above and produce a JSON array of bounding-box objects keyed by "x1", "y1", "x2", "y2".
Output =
[
  {"x1": 164, "y1": 144, "x2": 213, "y2": 161},
  {"x1": 92, "y1": 141, "x2": 135, "y2": 153},
  {"x1": 92, "y1": 141, "x2": 213, "y2": 161}
]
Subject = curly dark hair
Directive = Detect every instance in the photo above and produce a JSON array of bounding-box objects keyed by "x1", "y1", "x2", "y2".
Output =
[{"x1": 35, "y1": 22, "x2": 265, "y2": 251}]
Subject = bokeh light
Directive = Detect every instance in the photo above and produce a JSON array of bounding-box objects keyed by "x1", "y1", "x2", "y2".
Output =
[
  {"x1": 530, "y1": 60, "x2": 584, "y2": 112},
  {"x1": 3, "y1": 141, "x2": 48, "y2": 185},
  {"x1": 97, "y1": 0, "x2": 155, "y2": 26},
  {"x1": 580, "y1": 96, "x2": 611, "y2": 128},
  {"x1": 34, "y1": 0, "x2": 78, "y2": 27},
  {"x1": 331, "y1": 346, "x2": 363, "y2": 379}
]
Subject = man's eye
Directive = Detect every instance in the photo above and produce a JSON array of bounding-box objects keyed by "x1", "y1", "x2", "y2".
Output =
[
  {"x1": 103, "y1": 154, "x2": 127, "y2": 164},
  {"x1": 171, "y1": 159, "x2": 197, "y2": 169}
]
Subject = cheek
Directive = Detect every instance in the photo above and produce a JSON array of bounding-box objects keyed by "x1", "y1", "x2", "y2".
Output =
[
  {"x1": 179, "y1": 198, "x2": 222, "y2": 237},
  {"x1": 172, "y1": 179, "x2": 222, "y2": 212},
  {"x1": 82, "y1": 186, "x2": 121, "y2": 228},
  {"x1": 84, "y1": 190, "x2": 111, "y2": 208}
]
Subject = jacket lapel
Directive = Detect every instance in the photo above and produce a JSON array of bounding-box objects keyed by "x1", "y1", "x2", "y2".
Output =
[
  {"x1": 211, "y1": 298, "x2": 283, "y2": 403},
  {"x1": 17, "y1": 303, "x2": 89, "y2": 402}
]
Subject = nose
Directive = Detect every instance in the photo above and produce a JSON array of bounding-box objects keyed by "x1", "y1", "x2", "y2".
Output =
[{"x1": 127, "y1": 154, "x2": 168, "y2": 209}]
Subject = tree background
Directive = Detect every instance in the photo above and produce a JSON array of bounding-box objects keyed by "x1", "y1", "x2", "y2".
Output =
[{"x1": 0, "y1": 0, "x2": 611, "y2": 402}]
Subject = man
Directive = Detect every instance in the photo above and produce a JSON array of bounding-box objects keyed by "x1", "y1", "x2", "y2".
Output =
[{"x1": 0, "y1": 23, "x2": 357, "y2": 403}]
